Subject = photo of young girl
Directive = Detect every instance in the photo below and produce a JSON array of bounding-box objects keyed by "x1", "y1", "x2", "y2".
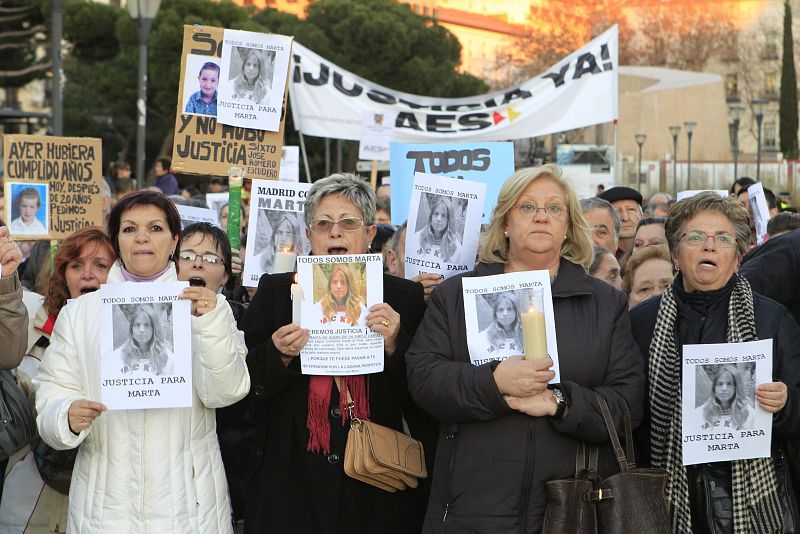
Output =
[
  {"x1": 228, "y1": 47, "x2": 276, "y2": 105},
  {"x1": 7, "y1": 183, "x2": 48, "y2": 236}
]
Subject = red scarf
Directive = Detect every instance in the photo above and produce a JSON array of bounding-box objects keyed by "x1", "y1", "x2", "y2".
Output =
[{"x1": 306, "y1": 375, "x2": 369, "y2": 455}]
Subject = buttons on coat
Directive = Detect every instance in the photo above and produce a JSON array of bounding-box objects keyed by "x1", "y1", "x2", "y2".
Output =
[
  {"x1": 256, "y1": 447, "x2": 264, "y2": 458},
  {"x1": 330, "y1": 407, "x2": 341, "y2": 418},
  {"x1": 254, "y1": 385, "x2": 265, "y2": 397},
  {"x1": 327, "y1": 453, "x2": 340, "y2": 464}
]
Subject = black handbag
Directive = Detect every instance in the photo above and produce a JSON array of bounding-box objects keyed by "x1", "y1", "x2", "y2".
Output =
[
  {"x1": 542, "y1": 396, "x2": 670, "y2": 534},
  {"x1": 0, "y1": 369, "x2": 37, "y2": 461},
  {"x1": 32, "y1": 436, "x2": 78, "y2": 495}
]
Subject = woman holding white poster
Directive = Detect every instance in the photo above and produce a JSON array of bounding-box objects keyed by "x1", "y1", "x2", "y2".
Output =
[
  {"x1": 630, "y1": 192, "x2": 800, "y2": 533},
  {"x1": 34, "y1": 191, "x2": 249, "y2": 533},
  {"x1": 406, "y1": 164, "x2": 646, "y2": 533},
  {"x1": 240, "y1": 173, "x2": 430, "y2": 534}
]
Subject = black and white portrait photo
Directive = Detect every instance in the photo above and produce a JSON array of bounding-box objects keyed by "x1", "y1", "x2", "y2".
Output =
[
  {"x1": 413, "y1": 193, "x2": 467, "y2": 263},
  {"x1": 473, "y1": 290, "x2": 524, "y2": 360},
  {"x1": 693, "y1": 363, "x2": 756, "y2": 432},
  {"x1": 111, "y1": 303, "x2": 175, "y2": 376},
  {"x1": 227, "y1": 46, "x2": 276, "y2": 106},
  {"x1": 252, "y1": 209, "x2": 308, "y2": 274}
]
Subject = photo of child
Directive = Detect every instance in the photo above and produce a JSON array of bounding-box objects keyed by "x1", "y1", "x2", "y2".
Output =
[
  {"x1": 7, "y1": 182, "x2": 48, "y2": 236},
  {"x1": 182, "y1": 56, "x2": 220, "y2": 117}
]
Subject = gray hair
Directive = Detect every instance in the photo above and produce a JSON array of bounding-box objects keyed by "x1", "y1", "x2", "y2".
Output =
[
  {"x1": 304, "y1": 173, "x2": 376, "y2": 227},
  {"x1": 387, "y1": 220, "x2": 408, "y2": 252},
  {"x1": 101, "y1": 178, "x2": 112, "y2": 199},
  {"x1": 588, "y1": 245, "x2": 611, "y2": 275},
  {"x1": 580, "y1": 197, "x2": 620, "y2": 236}
]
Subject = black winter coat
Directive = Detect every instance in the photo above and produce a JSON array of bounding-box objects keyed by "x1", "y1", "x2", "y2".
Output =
[
  {"x1": 406, "y1": 260, "x2": 646, "y2": 534},
  {"x1": 240, "y1": 271, "x2": 428, "y2": 534},
  {"x1": 629, "y1": 275, "x2": 800, "y2": 467}
]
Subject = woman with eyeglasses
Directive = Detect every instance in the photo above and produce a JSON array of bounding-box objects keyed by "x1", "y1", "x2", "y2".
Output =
[
  {"x1": 240, "y1": 173, "x2": 428, "y2": 534},
  {"x1": 630, "y1": 192, "x2": 800, "y2": 533},
  {"x1": 405, "y1": 164, "x2": 645, "y2": 532}
]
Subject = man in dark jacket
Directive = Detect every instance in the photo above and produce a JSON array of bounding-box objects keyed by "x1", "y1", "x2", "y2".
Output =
[{"x1": 154, "y1": 157, "x2": 180, "y2": 196}]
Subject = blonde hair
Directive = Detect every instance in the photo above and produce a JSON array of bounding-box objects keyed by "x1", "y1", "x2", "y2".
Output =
[
  {"x1": 320, "y1": 265, "x2": 363, "y2": 326},
  {"x1": 478, "y1": 164, "x2": 594, "y2": 271}
]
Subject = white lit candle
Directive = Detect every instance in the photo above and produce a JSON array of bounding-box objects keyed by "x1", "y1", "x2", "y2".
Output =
[
  {"x1": 522, "y1": 288, "x2": 548, "y2": 361},
  {"x1": 272, "y1": 249, "x2": 297, "y2": 274},
  {"x1": 291, "y1": 273, "x2": 303, "y2": 325}
]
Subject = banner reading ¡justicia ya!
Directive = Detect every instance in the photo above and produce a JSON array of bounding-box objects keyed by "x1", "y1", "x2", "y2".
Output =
[{"x1": 288, "y1": 25, "x2": 618, "y2": 142}]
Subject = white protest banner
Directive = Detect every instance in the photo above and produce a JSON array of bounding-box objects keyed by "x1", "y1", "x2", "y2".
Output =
[
  {"x1": 99, "y1": 282, "x2": 193, "y2": 410},
  {"x1": 289, "y1": 26, "x2": 617, "y2": 142},
  {"x1": 389, "y1": 141, "x2": 514, "y2": 224},
  {"x1": 279, "y1": 145, "x2": 300, "y2": 182},
  {"x1": 176, "y1": 205, "x2": 220, "y2": 229},
  {"x1": 217, "y1": 29, "x2": 292, "y2": 132},
  {"x1": 462, "y1": 270, "x2": 560, "y2": 382},
  {"x1": 746, "y1": 183, "x2": 770, "y2": 245},
  {"x1": 296, "y1": 254, "x2": 384, "y2": 375},
  {"x1": 676, "y1": 190, "x2": 728, "y2": 202},
  {"x1": 681, "y1": 339, "x2": 772, "y2": 466},
  {"x1": 405, "y1": 172, "x2": 485, "y2": 280},
  {"x1": 3, "y1": 134, "x2": 104, "y2": 240},
  {"x1": 358, "y1": 111, "x2": 396, "y2": 161},
  {"x1": 243, "y1": 179, "x2": 312, "y2": 286}
]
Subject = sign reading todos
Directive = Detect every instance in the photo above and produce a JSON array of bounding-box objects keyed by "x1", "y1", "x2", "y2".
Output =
[
  {"x1": 3, "y1": 134, "x2": 103, "y2": 240},
  {"x1": 172, "y1": 25, "x2": 291, "y2": 179}
]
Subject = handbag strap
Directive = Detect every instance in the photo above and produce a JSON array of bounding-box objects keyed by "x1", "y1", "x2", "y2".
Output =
[
  {"x1": 574, "y1": 441, "x2": 599, "y2": 477},
  {"x1": 597, "y1": 396, "x2": 630, "y2": 472}
]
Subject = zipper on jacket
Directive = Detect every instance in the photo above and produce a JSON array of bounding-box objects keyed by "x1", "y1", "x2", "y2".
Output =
[
  {"x1": 442, "y1": 428, "x2": 458, "y2": 524},
  {"x1": 517, "y1": 422, "x2": 535, "y2": 534}
]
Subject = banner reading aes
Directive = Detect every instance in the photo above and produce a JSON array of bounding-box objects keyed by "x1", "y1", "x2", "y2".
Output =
[
  {"x1": 3, "y1": 134, "x2": 103, "y2": 240},
  {"x1": 172, "y1": 25, "x2": 290, "y2": 179}
]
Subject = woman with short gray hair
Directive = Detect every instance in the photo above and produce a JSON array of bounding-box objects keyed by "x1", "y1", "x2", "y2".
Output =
[
  {"x1": 630, "y1": 192, "x2": 800, "y2": 533},
  {"x1": 241, "y1": 173, "x2": 429, "y2": 534}
]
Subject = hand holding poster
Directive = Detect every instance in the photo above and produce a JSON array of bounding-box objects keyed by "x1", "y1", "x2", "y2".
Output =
[
  {"x1": 3, "y1": 134, "x2": 103, "y2": 240},
  {"x1": 99, "y1": 282, "x2": 193, "y2": 410},
  {"x1": 243, "y1": 180, "x2": 312, "y2": 286},
  {"x1": 462, "y1": 270, "x2": 560, "y2": 382},
  {"x1": 296, "y1": 254, "x2": 384, "y2": 375},
  {"x1": 389, "y1": 141, "x2": 514, "y2": 224},
  {"x1": 405, "y1": 172, "x2": 485, "y2": 281},
  {"x1": 745, "y1": 183, "x2": 770, "y2": 245},
  {"x1": 681, "y1": 339, "x2": 773, "y2": 465}
]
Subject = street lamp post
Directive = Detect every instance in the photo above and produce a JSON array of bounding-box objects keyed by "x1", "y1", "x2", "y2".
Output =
[
  {"x1": 669, "y1": 125, "x2": 680, "y2": 194},
  {"x1": 52, "y1": 0, "x2": 64, "y2": 135},
  {"x1": 684, "y1": 121, "x2": 697, "y2": 189},
  {"x1": 635, "y1": 133, "x2": 647, "y2": 191},
  {"x1": 752, "y1": 98, "x2": 767, "y2": 182},
  {"x1": 728, "y1": 104, "x2": 745, "y2": 182},
  {"x1": 127, "y1": 0, "x2": 162, "y2": 191}
]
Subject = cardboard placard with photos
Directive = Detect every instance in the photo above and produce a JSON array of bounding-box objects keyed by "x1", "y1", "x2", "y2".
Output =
[
  {"x1": 172, "y1": 25, "x2": 290, "y2": 179},
  {"x1": 3, "y1": 134, "x2": 103, "y2": 240}
]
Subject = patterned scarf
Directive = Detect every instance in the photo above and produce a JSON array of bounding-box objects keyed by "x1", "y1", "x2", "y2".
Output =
[{"x1": 648, "y1": 274, "x2": 782, "y2": 533}]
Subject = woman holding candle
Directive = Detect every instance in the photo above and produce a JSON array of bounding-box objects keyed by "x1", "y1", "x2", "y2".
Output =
[
  {"x1": 405, "y1": 164, "x2": 645, "y2": 532},
  {"x1": 629, "y1": 192, "x2": 800, "y2": 533},
  {"x1": 34, "y1": 191, "x2": 250, "y2": 533},
  {"x1": 241, "y1": 173, "x2": 429, "y2": 534}
]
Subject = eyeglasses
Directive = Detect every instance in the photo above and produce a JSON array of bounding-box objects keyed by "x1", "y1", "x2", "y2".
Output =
[
  {"x1": 511, "y1": 203, "x2": 568, "y2": 218},
  {"x1": 680, "y1": 231, "x2": 737, "y2": 248},
  {"x1": 591, "y1": 225, "x2": 610, "y2": 238},
  {"x1": 310, "y1": 217, "x2": 365, "y2": 233},
  {"x1": 178, "y1": 251, "x2": 223, "y2": 265}
]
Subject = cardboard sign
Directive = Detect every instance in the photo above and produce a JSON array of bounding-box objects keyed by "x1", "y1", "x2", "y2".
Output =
[
  {"x1": 172, "y1": 25, "x2": 288, "y2": 179},
  {"x1": 389, "y1": 141, "x2": 514, "y2": 224},
  {"x1": 3, "y1": 134, "x2": 103, "y2": 240}
]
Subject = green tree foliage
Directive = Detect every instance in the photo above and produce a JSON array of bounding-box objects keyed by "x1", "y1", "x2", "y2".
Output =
[
  {"x1": 780, "y1": 0, "x2": 799, "y2": 160},
  {"x1": 60, "y1": 0, "x2": 487, "y2": 179}
]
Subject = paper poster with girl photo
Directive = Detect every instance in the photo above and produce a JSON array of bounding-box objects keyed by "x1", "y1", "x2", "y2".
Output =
[
  {"x1": 243, "y1": 179, "x2": 312, "y2": 286},
  {"x1": 5, "y1": 182, "x2": 49, "y2": 238},
  {"x1": 405, "y1": 172, "x2": 486, "y2": 281},
  {"x1": 296, "y1": 254, "x2": 385, "y2": 375},
  {"x1": 99, "y1": 281, "x2": 193, "y2": 410},
  {"x1": 462, "y1": 270, "x2": 560, "y2": 382},
  {"x1": 681, "y1": 339, "x2": 773, "y2": 465},
  {"x1": 217, "y1": 29, "x2": 292, "y2": 131}
]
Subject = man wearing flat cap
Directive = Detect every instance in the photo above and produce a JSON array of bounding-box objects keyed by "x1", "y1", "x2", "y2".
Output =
[{"x1": 597, "y1": 186, "x2": 643, "y2": 261}]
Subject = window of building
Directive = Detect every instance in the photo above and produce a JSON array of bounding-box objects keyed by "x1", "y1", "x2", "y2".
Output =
[
  {"x1": 764, "y1": 119, "x2": 777, "y2": 149},
  {"x1": 725, "y1": 73, "x2": 738, "y2": 101},
  {"x1": 764, "y1": 32, "x2": 778, "y2": 59},
  {"x1": 765, "y1": 72, "x2": 778, "y2": 97}
]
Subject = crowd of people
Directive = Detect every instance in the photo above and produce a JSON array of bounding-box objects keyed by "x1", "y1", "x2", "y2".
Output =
[{"x1": 1, "y1": 161, "x2": 800, "y2": 534}]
